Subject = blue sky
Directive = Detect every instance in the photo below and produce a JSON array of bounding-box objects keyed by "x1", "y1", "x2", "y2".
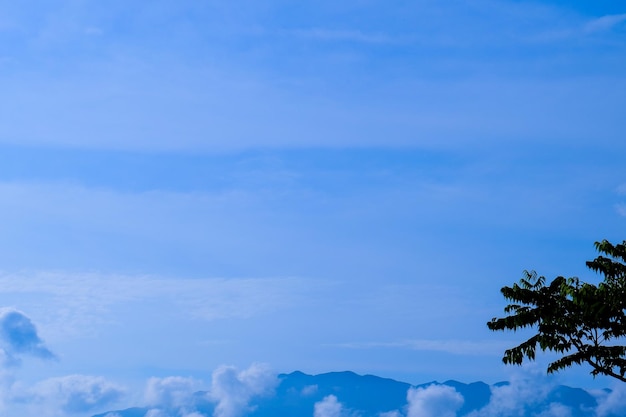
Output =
[{"x1": 0, "y1": 0, "x2": 625, "y2": 415}]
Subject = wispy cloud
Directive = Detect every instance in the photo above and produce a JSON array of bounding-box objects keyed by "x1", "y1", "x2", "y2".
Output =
[
  {"x1": 0, "y1": 2, "x2": 623, "y2": 153},
  {"x1": 290, "y1": 28, "x2": 396, "y2": 44},
  {"x1": 584, "y1": 14, "x2": 626, "y2": 33},
  {"x1": 0, "y1": 272, "x2": 314, "y2": 339},
  {"x1": 615, "y1": 185, "x2": 626, "y2": 217},
  {"x1": 331, "y1": 339, "x2": 512, "y2": 356},
  {"x1": 380, "y1": 411, "x2": 402, "y2": 417}
]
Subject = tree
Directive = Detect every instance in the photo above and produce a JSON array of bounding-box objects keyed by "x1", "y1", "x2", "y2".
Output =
[{"x1": 487, "y1": 240, "x2": 626, "y2": 382}]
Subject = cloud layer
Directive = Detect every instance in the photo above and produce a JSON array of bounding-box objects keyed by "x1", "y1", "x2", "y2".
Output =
[
  {"x1": 4, "y1": 361, "x2": 626, "y2": 417},
  {"x1": 0, "y1": 1, "x2": 624, "y2": 152}
]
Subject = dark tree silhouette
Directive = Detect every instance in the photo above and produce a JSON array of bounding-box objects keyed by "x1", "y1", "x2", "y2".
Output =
[{"x1": 488, "y1": 240, "x2": 626, "y2": 382}]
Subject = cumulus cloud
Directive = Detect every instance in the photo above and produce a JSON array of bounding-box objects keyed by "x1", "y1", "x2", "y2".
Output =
[
  {"x1": 209, "y1": 363, "x2": 278, "y2": 417},
  {"x1": 0, "y1": 308, "x2": 55, "y2": 365},
  {"x1": 145, "y1": 376, "x2": 201, "y2": 409},
  {"x1": 593, "y1": 384, "x2": 626, "y2": 417},
  {"x1": 466, "y1": 368, "x2": 575, "y2": 417},
  {"x1": 406, "y1": 384, "x2": 463, "y2": 417},
  {"x1": 314, "y1": 395, "x2": 343, "y2": 417},
  {"x1": 28, "y1": 374, "x2": 125, "y2": 414},
  {"x1": 468, "y1": 379, "x2": 545, "y2": 416}
]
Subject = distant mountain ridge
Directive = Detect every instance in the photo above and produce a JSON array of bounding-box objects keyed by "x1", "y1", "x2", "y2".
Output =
[{"x1": 93, "y1": 370, "x2": 616, "y2": 417}]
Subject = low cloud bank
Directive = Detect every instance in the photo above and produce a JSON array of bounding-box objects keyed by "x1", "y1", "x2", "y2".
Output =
[
  {"x1": 30, "y1": 375, "x2": 125, "y2": 413},
  {"x1": 311, "y1": 368, "x2": 626, "y2": 417},
  {"x1": 3, "y1": 343, "x2": 626, "y2": 417},
  {"x1": 0, "y1": 309, "x2": 274, "y2": 417},
  {"x1": 0, "y1": 308, "x2": 124, "y2": 416},
  {"x1": 5, "y1": 374, "x2": 125, "y2": 417},
  {"x1": 141, "y1": 363, "x2": 278, "y2": 417},
  {"x1": 467, "y1": 370, "x2": 553, "y2": 417}
]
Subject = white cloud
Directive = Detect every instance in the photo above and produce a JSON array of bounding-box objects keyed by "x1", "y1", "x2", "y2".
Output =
[
  {"x1": 144, "y1": 376, "x2": 201, "y2": 409},
  {"x1": 406, "y1": 384, "x2": 463, "y2": 417},
  {"x1": 314, "y1": 395, "x2": 343, "y2": 417},
  {"x1": 465, "y1": 368, "x2": 576, "y2": 417},
  {"x1": 593, "y1": 384, "x2": 626, "y2": 417},
  {"x1": 380, "y1": 411, "x2": 402, "y2": 417},
  {"x1": 209, "y1": 363, "x2": 277, "y2": 417},
  {"x1": 0, "y1": 370, "x2": 17, "y2": 413},
  {"x1": 28, "y1": 374, "x2": 125, "y2": 414}
]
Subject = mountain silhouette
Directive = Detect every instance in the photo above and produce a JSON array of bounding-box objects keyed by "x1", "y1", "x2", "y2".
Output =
[{"x1": 93, "y1": 370, "x2": 606, "y2": 417}]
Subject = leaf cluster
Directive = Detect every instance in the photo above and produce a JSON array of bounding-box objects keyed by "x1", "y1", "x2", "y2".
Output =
[{"x1": 487, "y1": 240, "x2": 626, "y2": 382}]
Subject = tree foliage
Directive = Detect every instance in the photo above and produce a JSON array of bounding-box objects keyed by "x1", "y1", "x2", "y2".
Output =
[{"x1": 487, "y1": 240, "x2": 626, "y2": 382}]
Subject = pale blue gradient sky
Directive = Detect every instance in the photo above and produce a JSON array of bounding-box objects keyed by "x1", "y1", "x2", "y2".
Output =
[{"x1": 0, "y1": 1, "x2": 625, "y2": 415}]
